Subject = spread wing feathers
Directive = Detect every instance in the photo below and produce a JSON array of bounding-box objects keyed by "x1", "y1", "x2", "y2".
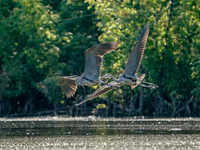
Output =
[
  {"x1": 83, "y1": 42, "x2": 118, "y2": 79},
  {"x1": 124, "y1": 26, "x2": 149, "y2": 77},
  {"x1": 60, "y1": 77, "x2": 77, "y2": 98},
  {"x1": 75, "y1": 82, "x2": 123, "y2": 107},
  {"x1": 131, "y1": 74, "x2": 145, "y2": 89}
]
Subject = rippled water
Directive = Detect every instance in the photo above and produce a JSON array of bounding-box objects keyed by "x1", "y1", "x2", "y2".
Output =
[{"x1": 0, "y1": 117, "x2": 200, "y2": 149}]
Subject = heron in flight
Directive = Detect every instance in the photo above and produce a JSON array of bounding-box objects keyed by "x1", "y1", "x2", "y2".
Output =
[
  {"x1": 75, "y1": 25, "x2": 157, "y2": 107},
  {"x1": 60, "y1": 42, "x2": 118, "y2": 98}
]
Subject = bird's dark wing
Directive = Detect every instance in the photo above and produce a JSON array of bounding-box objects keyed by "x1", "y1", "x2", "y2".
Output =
[
  {"x1": 75, "y1": 82, "x2": 123, "y2": 107},
  {"x1": 60, "y1": 77, "x2": 77, "y2": 98},
  {"x1": 124, "y1": 26, "x2": 149, "y2": 77},
  {"x1": 83, "y1": 42, "x2": 118, "y2": 80}
]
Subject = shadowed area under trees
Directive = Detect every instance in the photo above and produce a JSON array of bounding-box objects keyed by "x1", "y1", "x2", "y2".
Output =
[{"x1": 0, "y1": 0, "x2": 200, "y2": 118}]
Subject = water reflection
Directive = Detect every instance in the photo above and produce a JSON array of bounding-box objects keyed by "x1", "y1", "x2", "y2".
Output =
[{"x1": 0, "y1": 117, "x2": 200, "y2": 149}]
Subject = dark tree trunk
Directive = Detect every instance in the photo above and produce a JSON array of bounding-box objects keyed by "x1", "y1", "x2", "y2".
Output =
[{"x1": 139, "y1": 68, "x2": 144, "y2": 115}]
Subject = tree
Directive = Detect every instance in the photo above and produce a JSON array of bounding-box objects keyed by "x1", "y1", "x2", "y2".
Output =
[
  {"x1": 85, "y1": 0, "x2": 200, "y2": 117},
  {"x1": 0, "y1": 0, "x2": 61, "y2": 115}
]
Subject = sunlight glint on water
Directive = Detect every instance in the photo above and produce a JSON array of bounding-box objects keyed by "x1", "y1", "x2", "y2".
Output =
[{"x1": 0, "y1": 117, "x2": 200, "y2": 149}]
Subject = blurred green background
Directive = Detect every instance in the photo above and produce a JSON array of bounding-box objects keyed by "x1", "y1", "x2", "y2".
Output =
[{"x1": 0, "y1": 0, "x2": 200, "y2": 117}]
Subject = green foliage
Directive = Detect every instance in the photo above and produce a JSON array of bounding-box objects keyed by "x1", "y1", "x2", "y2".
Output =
[
  {"x1": 96, "y1": 103, "x2": 106, "y2": 109},
  {"x1": 0, "y1": 0, "x2": 63, "y2": 111},
  {"x1": 37, "y1": 74, "x2": 62, "y2": 102},
  {"x1": 0, "y1": 0, "x2": 200, "y2": 117},
  {"x1": 0, "y1": 0, "x2": 100, "y2": 115},
  {"x1": 58, "y1": 0, "x2": 100, "y2": 75},
  {"x1": 85, "y1": 0, "x2": 200, "y2": 114}
]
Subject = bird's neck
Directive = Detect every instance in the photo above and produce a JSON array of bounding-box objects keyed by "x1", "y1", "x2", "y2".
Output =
[
  {"x1": 122, "y1": 74, "x2": 133, "y2": 80},
  {"x1": 108, "y1": 74, "x2": 120, "y2": 82},
  {"x1": 82, "y1": 76, "x2": 93, "y2": 82},
  {"x1": 75, "y1": 76, "x2": 82, "y2": 83}
]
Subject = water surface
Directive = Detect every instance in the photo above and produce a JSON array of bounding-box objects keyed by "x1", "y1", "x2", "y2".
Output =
[{"x1": 0, "y1": 117, "x2": 200, "y2": 149}]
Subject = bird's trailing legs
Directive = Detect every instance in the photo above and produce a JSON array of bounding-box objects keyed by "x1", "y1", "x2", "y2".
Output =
[
  {"x1": 81, "y1": 85, "x2": 86, "y2": 98},
  {"x1": 140, "y1": 81, "x2": 158, "y2": 89},
  {"x1": 142, "y1": 81, "x2": 158, "y2": 87}
]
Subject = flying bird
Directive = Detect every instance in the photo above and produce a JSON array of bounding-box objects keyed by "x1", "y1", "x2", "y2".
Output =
[
  {"x1": 75, "y1": 74, "x2": 147, "y2": 107},
  {"x1": 75, "y1": 25, "x2": 157, "y2": 107},
  {"x1": 60, "y1": 42, "x2": 118, "y2": 98}
]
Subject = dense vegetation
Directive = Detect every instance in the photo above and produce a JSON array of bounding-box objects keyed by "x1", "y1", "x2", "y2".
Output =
[{"x1": 0, "y1": 0, "x2": 200, "y2": 118}]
